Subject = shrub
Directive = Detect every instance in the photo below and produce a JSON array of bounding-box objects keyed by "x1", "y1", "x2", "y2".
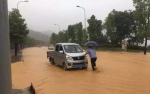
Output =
[
  {"x1": 127, "y1": 45, "x2": 144, "y2": 50},
  {"x1": 147, "y1": 45, "x2": 150, "y2": 50},
  {"x1": 98, "y1": 43, "x2": 121, "y2": 48}
]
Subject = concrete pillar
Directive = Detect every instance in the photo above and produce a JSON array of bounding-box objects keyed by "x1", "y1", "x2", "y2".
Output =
[{"x1": 0, "y1": 0, "x2": 12, "y2": 94}]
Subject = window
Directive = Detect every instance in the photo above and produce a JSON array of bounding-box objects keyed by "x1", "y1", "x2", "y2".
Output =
[
  {"x1": 75, "y1": 45, "x2": 83, "y2": 52},
  {"x1": 63, "y1": 45, "x2": 83, "y2": 53},
  {"x1": 55, "y1": 45, "x2": 59, "y2": 52},
  {"x1": 59, "y1": 45, "x2": 63, "y2": 51}
]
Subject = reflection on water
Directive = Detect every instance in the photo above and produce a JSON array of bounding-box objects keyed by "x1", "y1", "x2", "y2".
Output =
[
  {"x1": 11, "y1": 47, "x2": 150, "y2": 94},
  {"x1": 11, "y1": 50, "x2": 23, "y2": 63},
  {"x1": 11, "y1": 55, "x2": 22, "y2": 63}
]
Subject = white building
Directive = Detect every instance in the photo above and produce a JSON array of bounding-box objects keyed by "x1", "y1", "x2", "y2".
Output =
[{"x1": 138, "y1": 40, "x2": 150, "y2": 47}]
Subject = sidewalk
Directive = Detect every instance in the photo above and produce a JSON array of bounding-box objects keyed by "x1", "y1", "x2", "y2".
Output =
[{"x1": 11, "y1": 49, "x2": 22, "y2": 63}]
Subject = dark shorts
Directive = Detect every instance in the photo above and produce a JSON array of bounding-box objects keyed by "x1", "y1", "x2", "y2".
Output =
[{"x1": 90, "y1": 58, "x2": 97, "y2": 71}]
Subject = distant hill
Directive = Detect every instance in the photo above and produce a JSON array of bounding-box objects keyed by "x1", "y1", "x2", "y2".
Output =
[
  {"x1": 28, "y1": 29, "x2": 50, "y2": 42},
  {"x1": 40, "y1": 31, "x2": 53, "y2": 37}
]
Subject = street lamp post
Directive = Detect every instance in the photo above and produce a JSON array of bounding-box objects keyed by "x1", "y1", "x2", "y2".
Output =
[
  {"x1": 17, "y1": 0, "x2": 28, "y2": 52},
  {"x1": 54, "y1": 24, "x2": 60, "y2": 32},
  {"x1": 76, "y1": 5, "x2": 87, "y2": 43},
  {"x1": 54, "y1": 24, "x2": 60, "y2": 44},
  {"x1": 17, "y1": 0, "x2": 28, "y2": 9}
]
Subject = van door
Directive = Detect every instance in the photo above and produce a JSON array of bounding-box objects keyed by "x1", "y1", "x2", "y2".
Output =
[
  {"x1": 54, "y1": 45, "x2": 60, "y2": 65},
  {"x1": 57, "y1": 45, "x2": 65, "y2": 65}
]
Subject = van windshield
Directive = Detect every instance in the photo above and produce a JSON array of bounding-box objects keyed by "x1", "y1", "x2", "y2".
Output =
[{"x1": 63, "y1": 45, "x2": 83, "y2": 53}]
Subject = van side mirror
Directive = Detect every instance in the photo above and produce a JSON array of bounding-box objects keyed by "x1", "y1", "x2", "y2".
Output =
[{"x1": 59, "y1": 50, "x2": 63, "y2": 53}]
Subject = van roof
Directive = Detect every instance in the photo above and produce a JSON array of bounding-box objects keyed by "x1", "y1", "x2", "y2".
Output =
[{"x1": 56, "y1": 43, "x2": 79, "y2": 45}]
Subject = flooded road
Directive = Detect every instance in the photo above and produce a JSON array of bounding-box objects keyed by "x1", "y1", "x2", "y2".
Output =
[{"x1": 11, "y1": 47, "x2": 150, "y2": 94}]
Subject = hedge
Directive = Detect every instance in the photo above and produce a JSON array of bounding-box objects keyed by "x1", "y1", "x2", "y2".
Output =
[
  {"x1": 127, "y1": 45, "x2": 144, "y2": 50},
  {"x1": 83, "y1": 44, "x2": 150, "y2": 51}
]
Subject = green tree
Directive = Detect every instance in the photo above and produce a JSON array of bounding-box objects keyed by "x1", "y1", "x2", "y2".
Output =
[
  {"x1": 25, "y1": 36, "x2": 35, "y2": 46},
  {"x1": 57, "y1": 31, "x2": 66, "y2": 43},
  {"x1": 87, "y1": 15, "x2": 103, "y2": 43},
  {"x1": 64, "y1": 30, "x2": 69, "y2": 42},
  {"x1": 104, "y1": 10, "x2": 116, "y2": 44},
  {"x1": 67, "y1": 25, "x2": 76, "y2": 42},
  {"x1": 82, "y1": 29, "x2": 88, "y2": 42},
  {"x1": 67, "y1": 23, "x2": 83, "y2": 44},
  {"x1": 105, "y1": 10, "x2": 136, "y2": 45},
  {"x1": 25, "y1": 36, "x2": 47, "y2": 47},
  {"x1": 73, "y1": 22, "x2": 83, "y2": 45},
  {"x1": 50, "y1": 30, "x2": 69, "y2": 45},
  {"x1": 9, "y1": 9, "x2": 29, "y2": 56},
  {"x1": 115, "y1": 11, "x2": 136, "y2": 43},
  {"x1": 133, "y1": 0, "x2": 150, "y2": 55},
  {"x1": 50, "y1": 33, "x2": 57, "y2": 45}
]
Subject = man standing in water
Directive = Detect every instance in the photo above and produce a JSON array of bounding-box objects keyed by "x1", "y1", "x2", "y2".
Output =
[{"x1": 85, "y1": 46, "x2": 99, "y2": 72}]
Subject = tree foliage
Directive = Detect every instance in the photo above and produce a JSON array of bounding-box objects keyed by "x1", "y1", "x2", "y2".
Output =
[
  {"x1": 67, "y1": 25, "x2": 76, "y2": 42},
  {"x1": 74, "y1": 22, "x2": 83, "y2": 45},
  {"x1": 9, "y1": 8, "x2": 29, "y2": 56},
  {"x1": 87, "y1": 15, "x2": 103, "y2": 43},
  {"x1": 25, "y1": 36, "x2": 47, "y2": 46},
  {"x1": 104, "y1": 10, "x2": 116, "y2": 44},
  {"x1": 105, "y1": 10, "x2": 136, "y2": 45},
  {"x1": 9, "y1": 9, "x2": 29, "y2": 44},
  {"x1": 50, "y1": 33, "x2": 58, "y2": 45},
  {"x1": 50, "y1": 22, "x2": 84, "y2": 45},
  {"x1": 133, "y1": 0, "x2": 150, "y2": 54},
  {"x1": 48, "y1": 1, "x2": 150, "y2": 54}
]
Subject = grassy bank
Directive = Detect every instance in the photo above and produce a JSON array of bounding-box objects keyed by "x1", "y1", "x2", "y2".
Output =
[
  {"x1": 83, "y1": 47, "x2": 150, "y2": 53},
  {"x1": 98, "y1": 47, "x2": 150, "y2": 52}
]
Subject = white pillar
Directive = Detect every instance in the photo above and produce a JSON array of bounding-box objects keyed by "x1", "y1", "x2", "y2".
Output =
[{"x1": 0, "y1": 0, "x2": 12, "y2": 94}]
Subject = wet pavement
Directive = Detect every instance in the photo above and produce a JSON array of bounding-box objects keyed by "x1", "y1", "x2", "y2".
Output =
[{"x1": 11, "y1": 47, "x2": 150, "y2": 94}]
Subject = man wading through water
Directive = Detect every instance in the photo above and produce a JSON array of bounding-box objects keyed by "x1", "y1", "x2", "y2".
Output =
[{"x1": 85, "y1": 46, "x2": 99, "y2": 72}]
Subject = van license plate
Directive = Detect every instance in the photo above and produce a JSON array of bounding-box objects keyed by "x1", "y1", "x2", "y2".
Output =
[{"x1": 76, "y1": 64, "x2": 82, "y2": 68}]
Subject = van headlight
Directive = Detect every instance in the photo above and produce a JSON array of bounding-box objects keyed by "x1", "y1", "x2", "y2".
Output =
[{"x1": 66, "y1": 55, "x2": 73, "y2": 60}]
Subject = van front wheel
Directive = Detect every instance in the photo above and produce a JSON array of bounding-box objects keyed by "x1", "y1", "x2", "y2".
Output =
[{"x1": 62, "y1": 63, "x2": 67, "y2": 70}]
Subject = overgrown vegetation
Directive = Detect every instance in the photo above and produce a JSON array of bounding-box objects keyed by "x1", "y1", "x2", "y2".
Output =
[
  {"x1": 9, "y1": 8, "x2": 48, "y2": 55},
  {"x1": 9, "y1": 9, "x2": 29, "y2": 56},
  {"x1": 50, "y1": 0, "x2": 150, "y2": 55}
]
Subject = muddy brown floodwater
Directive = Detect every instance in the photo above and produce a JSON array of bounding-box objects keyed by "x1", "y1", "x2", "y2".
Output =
[{"x1": 11, "y1": 47, "x2": 150, "y2": 94}]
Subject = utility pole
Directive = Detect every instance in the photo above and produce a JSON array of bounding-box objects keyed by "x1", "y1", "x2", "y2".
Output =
[{"x1": 0, "y1": 0, "x2": 12, "y2": 94}]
